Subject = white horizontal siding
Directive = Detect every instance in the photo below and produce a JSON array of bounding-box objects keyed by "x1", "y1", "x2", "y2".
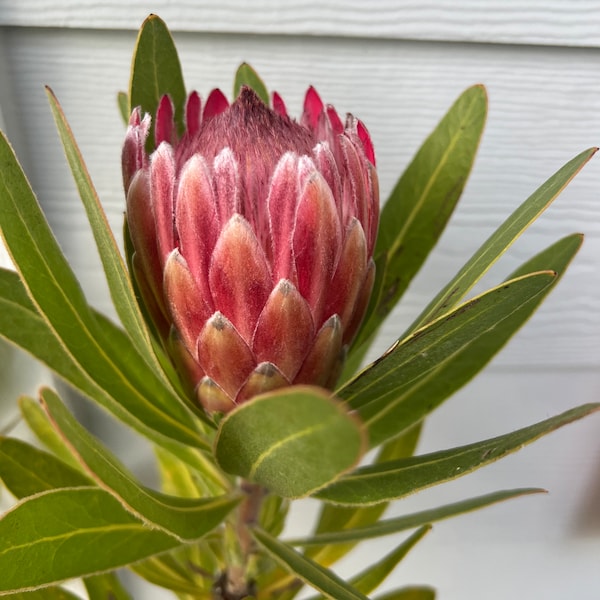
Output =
[
  {"x1": 1, "y1": 26, "x2": 599, "y2": 369},
  {"x1": 1, "y1": 0, "x2": 600, "y2": 48},
  {"x1": 1, "y1": 6, "x2": 599, "y2": 600}
]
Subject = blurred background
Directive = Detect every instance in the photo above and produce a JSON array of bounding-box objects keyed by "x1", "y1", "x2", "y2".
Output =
[{"x1": 0, "y1": 1, "x2": 599, "y2": 598}]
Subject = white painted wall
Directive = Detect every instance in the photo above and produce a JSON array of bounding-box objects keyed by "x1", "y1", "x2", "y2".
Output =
[{"x1": 0, "y1": 2, "x2": 599, "y2": 598}]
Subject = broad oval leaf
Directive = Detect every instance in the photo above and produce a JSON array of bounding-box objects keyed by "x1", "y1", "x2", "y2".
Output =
[
  {"x1": 129, "y1": 14, "x2": 186, "y2": 150},
  {"x1": 233, "y1": 63, "x2": 269, "y2": 104},
  {"x1": 341, "y1": 272, "x2": 556, "y2": 448},
  {"x1": 315, "y1": 404, "x2": 600, "y2": 505},
  {"x1": 39, "y1": 387, "x2": 239, "y2": 542},
  {"x1": 214, "y1": 387, "x2": 366, "y2": 498},
  {"x1": 0, "y1": 487, "x2": 182, "y2": 595}
]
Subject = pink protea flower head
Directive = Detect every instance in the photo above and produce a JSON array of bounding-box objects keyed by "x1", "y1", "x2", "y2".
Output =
[{"x1": 123, "y1": 85, "x2": 379, "y2": 413}]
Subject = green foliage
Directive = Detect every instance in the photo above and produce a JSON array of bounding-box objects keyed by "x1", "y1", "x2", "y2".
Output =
[
  {"x1": 0, "y1": 487, "x2": 184, "y2": 593},
  {"x1": 215, "y1": 387, "x2": 366, "y2": 498},
  {"x1": 129, "y1": 14, "x2": 186, "y2": 151},
  {"x1": 234, "y1": 62, "x2": 270, "y2": 104},
  {"x1": 0, "y1": 13, "x2": 597, "y2": 600}
]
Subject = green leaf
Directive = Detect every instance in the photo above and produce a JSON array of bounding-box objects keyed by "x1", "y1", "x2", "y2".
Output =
[
  {"x1": 129, "y1": 13, "x2": 186, "y2": 151},
  {"x1": 305, "y1": 526, "x2": 430, "y2": 600},
  {"x1": 252, "y1": 528, "x2": 370, "y2": 600},
  {"x1": 0, "y1": 436, "x2": 91, "y2": 498},
  {"x1": 155, "y1": 445, "x2": 219, "y2": 498},
  {"x1": 40, "y1": 387, "x2": 239, "y2": 542},
  {"x1": 84, "y1": 572, "x2": 132, "y2": 600},
  {"x1": 132, "y1": 553, "x2": 211, "y2": 595},
  {"x1": 341, "y1": 271, "x2": 556, "y2": 448},
  {"x1": 374, "y1": 587, "x2": 436, "y2": 600},
  {"x1": 341, "y1": 233, "x2": 583, "y2": 449},
  {"x1": 214, "y1": 387, "x2": 366, "y2": 498},
  {"x1": 355, "y1": 85, "x2": 487, "y2": 355},
  {"x1": 18, "y1": 395, "x2": 83, "y2": 471},
  {"x1": 409, "y1": 146, "x2": 597, "y2": 331},
  {"x1": 289, "y1": 489, "x2": 542, "y2": 545},
  {"x1": 350, "y1": 526, "x2": 430, "y2": 595},
  {"x1": 0, "y1": 268, "x2": 207, "y2": 454},
  {"x1": 5, "y1": 587, "x2": 82, "y2": 599},
  {"x1": 46, "y1": 87, "x2": 169, "y2": 389},
  {"x1": 315, "y1": 404, "x2": 599, "y2": 505},
  {"x1": 0, "y1": 135, "x2": 203, "y2": 449},
  {"x1": 0, "y1": 487, "x2": 183, "y2": 594},
  {"x1": 117, "y1": 91, "x2": 130, "y2": 124},
  {"x1": 233, "y1": 63, "x2": 269, "y2": 104},
  {"x1": 307, "y1": 424, "x2": 423, "y2": 568}
]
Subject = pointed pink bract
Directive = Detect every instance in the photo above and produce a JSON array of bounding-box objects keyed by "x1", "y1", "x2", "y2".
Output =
[{"x1": 123, "y1": 85, "x2": 379, "y2": 414}]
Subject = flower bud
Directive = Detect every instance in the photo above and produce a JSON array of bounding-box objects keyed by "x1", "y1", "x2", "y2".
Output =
[{"x1": 123, "y1": 85, "x2": 379, "y2": 412}]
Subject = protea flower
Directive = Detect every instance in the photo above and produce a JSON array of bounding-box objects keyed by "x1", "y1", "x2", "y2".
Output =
[{"x1": 122, "y1": 85, "x2": 379, "y2": 413}]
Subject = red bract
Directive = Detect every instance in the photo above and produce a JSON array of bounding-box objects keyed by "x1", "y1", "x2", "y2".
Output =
[{"x1": 123, "y1": 86, "x2": 379, "y2": 413}]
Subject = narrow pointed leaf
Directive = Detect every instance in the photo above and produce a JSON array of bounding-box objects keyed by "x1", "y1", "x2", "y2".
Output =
[
  {"x1": 340, "y1": 272, "x2": 556, "y2": 448},
  {"x1": 0, "y1": 487, "x2": 182, "y2": 594},
  {"x1": 355, "y1": 85, "x2": 487, "y2": 353},
  {"x1": 18, "y1": 395, "x2": 83, "y2": 471},
  {"x1": 0, "y1": 137, "x2": 203, "y2": 448},
  {"x1": 46, "y1": 87, "x2": 167, "y2": 385},
  {"x1": 132, "y1": 555, "x2": 209, "y2": 595},
  {"x1": 6, "y1": 588, "x2": 82, "y2": 599},
  {"x1": 215, "y1": 387, "x2": 366, "y2": 498},
  {"x1": 340, "y1": 234, "x2": 582, "y2": 448},
  {"x1": 308, "y1": 424, "x2": 422, "y2": 567},
  {"x1": 305, "y1": 526, "x2": 431, "y2": 600},
  {"x1": 350, "y1": 526, "x2": 430, "y2": 595},
  {"x1": 40, "y1": 387, "x2": 239, "y2": 542},
  {"x1": 117, "y1": 91, "x2": 129, "y2": 124},
  {"x1": 291, "y1": 489, "x2": 543, "y2": 545},
  {"x1": 252, "y1": 528, "x2": 370, "y2": 600},
  {"x1": 233, "y1": 63, "x2": 269, "y2": 104},
  {"x1": 0, "y1": 436, "x2": 91, "y2": 498},
  {"x1": 84, "y1": 572, "x2": 132, "y2": 600},
  {"x1": 374, "y1": 587, "x2": 436, "y2": 600},
  {"x1": 0, "y1": 268, "x2": 209, "y2": 455},
  {"x1": 129, "y1": 14, "x2": 186, "y2": 150},
  {"x1": 315, "y1": 404, "x2": 599, "y2": 505},
  {"x1": 409, "y1": 147, "x2": 597, "y2": 331}
]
